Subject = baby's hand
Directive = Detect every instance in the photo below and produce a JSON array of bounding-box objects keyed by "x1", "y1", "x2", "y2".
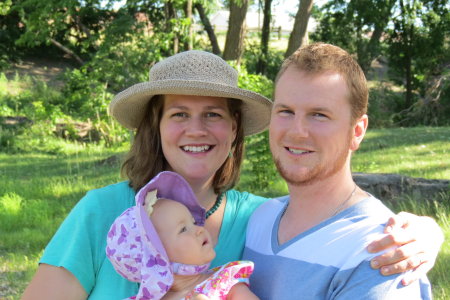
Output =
[
  {"x1": 227, "y1": 283, "x2": 260, "y2": 300},
  {"x1": 191, "y1": 293, "x2": 210, "y2": 300}
]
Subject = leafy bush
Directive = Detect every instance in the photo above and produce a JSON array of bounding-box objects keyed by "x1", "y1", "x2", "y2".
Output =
[
  {"x1": 242, "y1": 42, "x2": 285, "y2": 81},
  {"x1": 367, "y1": 82, "x2": 402, "y2": 128},
  {"x1": 391, "y1": 69, "x2": 450, "y2": 127},
  {"x1": 236, "y1": 67, "x2": 280, "y2": 194}
]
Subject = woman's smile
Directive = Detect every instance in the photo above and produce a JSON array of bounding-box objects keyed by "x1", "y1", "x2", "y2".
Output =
[{"x1": 159, "y1": 94, "x2": 236, "y2": 183}]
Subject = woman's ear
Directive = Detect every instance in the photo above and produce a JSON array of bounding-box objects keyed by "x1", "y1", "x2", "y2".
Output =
[
  {"x1": 232, "y1": 113, "x2": 238, "y2": 143},
  {"x1": 350, "y1": 114, "x2": 368, "y2": 151}
]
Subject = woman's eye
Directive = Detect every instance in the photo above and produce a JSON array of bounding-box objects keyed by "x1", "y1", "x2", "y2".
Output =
[
  {"x1": 172, "y1": 112, "x2": 187, "y2": 118},
  {"x1": 205, "y1": 112, "x2": 221, "y2": 118}
]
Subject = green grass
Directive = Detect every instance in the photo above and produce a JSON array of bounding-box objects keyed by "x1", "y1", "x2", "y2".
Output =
[
  {"x1": 0, "y1": 127, "x2": 449, "y2": 299},
  {"x1": 353, "y1": 127, "x2": 449, "y2": 179},
  {"x1": 386, "y1": 194, "x2": 450, "y2": 300}
]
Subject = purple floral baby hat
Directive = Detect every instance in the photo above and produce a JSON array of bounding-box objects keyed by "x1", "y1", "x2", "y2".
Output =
[{"x1": 106, "y1": 171, "x2": 208, "y2": 300}]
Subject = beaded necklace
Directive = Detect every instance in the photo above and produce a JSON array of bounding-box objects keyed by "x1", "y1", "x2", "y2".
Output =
[{"x1": 205, "y1": 191, "x2": 225, "y2": 219}]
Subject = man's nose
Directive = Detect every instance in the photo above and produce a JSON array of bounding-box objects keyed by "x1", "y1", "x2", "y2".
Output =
[{"x1": 289, "y1": 115, "x2": 309, "y2": 138}]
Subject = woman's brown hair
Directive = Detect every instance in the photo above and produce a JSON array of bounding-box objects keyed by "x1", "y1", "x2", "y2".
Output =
[{"x1": 121, "y1": 95, "x2": 244, "y2": 194}]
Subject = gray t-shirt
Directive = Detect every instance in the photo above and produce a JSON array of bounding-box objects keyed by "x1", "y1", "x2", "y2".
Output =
[{"x1": 243, "y1": 196, "x2": 432, "y2": 299}]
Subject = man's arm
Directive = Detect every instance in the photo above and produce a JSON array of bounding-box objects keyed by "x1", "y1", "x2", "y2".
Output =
[
  {"x1": 368, "y1": 212, "x2": 444, "y2": 285},
  {"x1": 332, "y1": 259, "x2": 431, "y2": 300}
]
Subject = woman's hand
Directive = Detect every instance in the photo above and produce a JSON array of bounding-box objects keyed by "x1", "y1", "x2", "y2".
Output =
[{"x1": 367, "y1": 211, "x2": 444, "y2": 285}]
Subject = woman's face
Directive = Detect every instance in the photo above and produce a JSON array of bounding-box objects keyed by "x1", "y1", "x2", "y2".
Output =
[{"x1": 159, "y1": 95, "x2": 237, "y2": 187}]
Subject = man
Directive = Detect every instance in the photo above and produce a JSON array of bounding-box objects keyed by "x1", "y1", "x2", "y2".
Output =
[{"x1": 243, "y1": 43, "x2": 432, "y2": 299}]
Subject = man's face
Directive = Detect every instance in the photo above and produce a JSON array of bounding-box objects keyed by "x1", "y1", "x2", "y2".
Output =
[{"x1": 270, "y1": 67, "x2": 359, "y2": 186}]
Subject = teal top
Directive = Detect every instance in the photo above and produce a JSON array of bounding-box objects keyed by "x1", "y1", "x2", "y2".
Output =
[{"x1": 40, "y1": 181, "x2": 268, "y2": 299}]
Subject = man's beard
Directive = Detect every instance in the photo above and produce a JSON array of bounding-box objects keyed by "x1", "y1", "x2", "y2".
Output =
[{"x1": 274, "y1": 131, "x2": 352, "y2": 186}]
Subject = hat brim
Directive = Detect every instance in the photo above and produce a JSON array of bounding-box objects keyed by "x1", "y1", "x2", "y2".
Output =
[{"x1": 109, "y1": 80, "x2": 272, "y2": 136}]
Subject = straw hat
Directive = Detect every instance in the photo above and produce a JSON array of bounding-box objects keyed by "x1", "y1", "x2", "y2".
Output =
[{"x1": 109, "y1": 50, "x2": 272, "y2": 136}]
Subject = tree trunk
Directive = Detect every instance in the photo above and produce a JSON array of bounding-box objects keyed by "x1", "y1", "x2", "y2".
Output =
[
  {"x1": 185, "y1": 0, "x2": 193, "y2": 50},
  {"x1": 358, "y1": 24, "x2": 384, "y2": 74},
  {"x1": 404, "y1": 30, "x2": 413, "y2": 108},
  {"x1": 165, "y1": 1, "x2": 179, "y2": 53},
  {"x1": 223, "y1": 0, "x2": 249, "y2": 61},
  {"x1": 49, "y1": 38, "x2": 84, "y2": 65},
  {"x1": 194, "y1": 2, "x2": 221, "y2": 55},
  {"x1": 399, "y1": 0, "x2": 414, "y2": 108},
  {"x1": 285, "y1": 0, "x2": 314, "y2": 58},
  {"x1": 358, "y1": 0, "x2": 396, "y2": 74},
  {"x1": 256, "y1": 0, "x2": 273, "y2": 74}
]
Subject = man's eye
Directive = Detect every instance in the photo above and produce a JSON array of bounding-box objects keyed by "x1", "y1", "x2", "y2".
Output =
[
  {"x1": 313, "y1": 113, "x2": 328, "y2": 119},
  {"x1": 279, "y1": 110, "x2": 294, "y2": 116}
]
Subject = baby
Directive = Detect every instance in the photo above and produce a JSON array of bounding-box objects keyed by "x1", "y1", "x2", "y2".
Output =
[{"x1": 106, "y1": 171, "x2": 258, "y2": 300}]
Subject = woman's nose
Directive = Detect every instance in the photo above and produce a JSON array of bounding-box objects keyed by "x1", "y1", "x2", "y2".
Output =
[{"x1": 185, "y1": 117, "x2": 207, "y2": 136}]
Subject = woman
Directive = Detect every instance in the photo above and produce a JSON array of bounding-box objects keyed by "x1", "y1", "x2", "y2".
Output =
[{"x1": 22, "y1": 50, "x2": 443, "y2": 300}]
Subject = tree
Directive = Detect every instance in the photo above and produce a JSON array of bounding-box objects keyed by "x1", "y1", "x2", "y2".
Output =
[
  {"x1": 313, "y1": 0, "x2": 396, "y2": 74},
  {"x1": 194, "y1": 1, "x2": 221, "y2": 55},
  {"x1": 256, "y1": 0, "x2": 274, "y2": 74},
  {"x1": 223, "y1": 0, "x2": 249, "y2": 61},
  {"x1": 285, "y1": 0, "x2": 314, "y2": 57},
  {"x1": 314, "y1": 0, "x2": 450, "y2": 123},
  {"x1": 185, "y1": 0, "x2": 193, "y2": 50},
  {"x1": 387, "y1": 0, "x2": 450, "y2": 112}
]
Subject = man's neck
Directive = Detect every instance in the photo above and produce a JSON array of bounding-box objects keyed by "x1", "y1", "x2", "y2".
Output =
[{"x1": 278, "y1": 170, "x2": 359, "y2": 244}]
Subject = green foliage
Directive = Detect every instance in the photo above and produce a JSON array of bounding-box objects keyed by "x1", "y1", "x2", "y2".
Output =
[
  {"x1": 235, "y1": 67, "x2": 281, "y2": 195},
  {"x1": 240, "y1": 130, "x2": 286, "y2": 197},
  {"x1": 367, "y1": 81, "x2": 403, "y2": 128},
  {"x1": 236, "y1": 64, "x2": 274, "y2": 99},
  {"x1": 0, "y1": 72, "x2": 130, "y2": 153},
  {"x1": 313, "y1": 0, "x2": 450, "y2": 125},
  {"x1": 242, "y1": 41, "x2": 285, "y2": 80}
]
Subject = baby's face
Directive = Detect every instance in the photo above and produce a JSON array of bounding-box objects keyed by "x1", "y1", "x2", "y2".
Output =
[{"x1": 151, "y1": 199, "x2": 216, "y2": 265}]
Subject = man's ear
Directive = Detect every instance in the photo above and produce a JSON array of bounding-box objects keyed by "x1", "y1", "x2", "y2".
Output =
[{"x1": 350, "y1": 114, "x2": 368, "y2": 151}]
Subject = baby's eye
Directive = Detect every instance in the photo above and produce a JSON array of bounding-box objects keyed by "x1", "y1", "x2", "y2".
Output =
[{"x1": 179, "y1": 226, "x2": 187, "y2": 234}]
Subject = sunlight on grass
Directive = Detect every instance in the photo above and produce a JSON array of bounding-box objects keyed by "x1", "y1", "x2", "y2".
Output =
[
  {"x1": 0, "y1": 253, "x2": 41, "y2": 299},
  {"x1": 352, "y1": 127, "x2": 449, "y2": 179}
]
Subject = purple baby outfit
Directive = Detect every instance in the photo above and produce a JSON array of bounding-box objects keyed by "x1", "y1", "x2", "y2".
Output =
[{"x1": 106, "y1": 171, "x2": 209, "y2": 300}]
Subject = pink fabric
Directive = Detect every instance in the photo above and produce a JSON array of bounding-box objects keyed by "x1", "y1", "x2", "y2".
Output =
[{"x1": 185, "y1": 261, "x2": 254, "y2": 300}]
